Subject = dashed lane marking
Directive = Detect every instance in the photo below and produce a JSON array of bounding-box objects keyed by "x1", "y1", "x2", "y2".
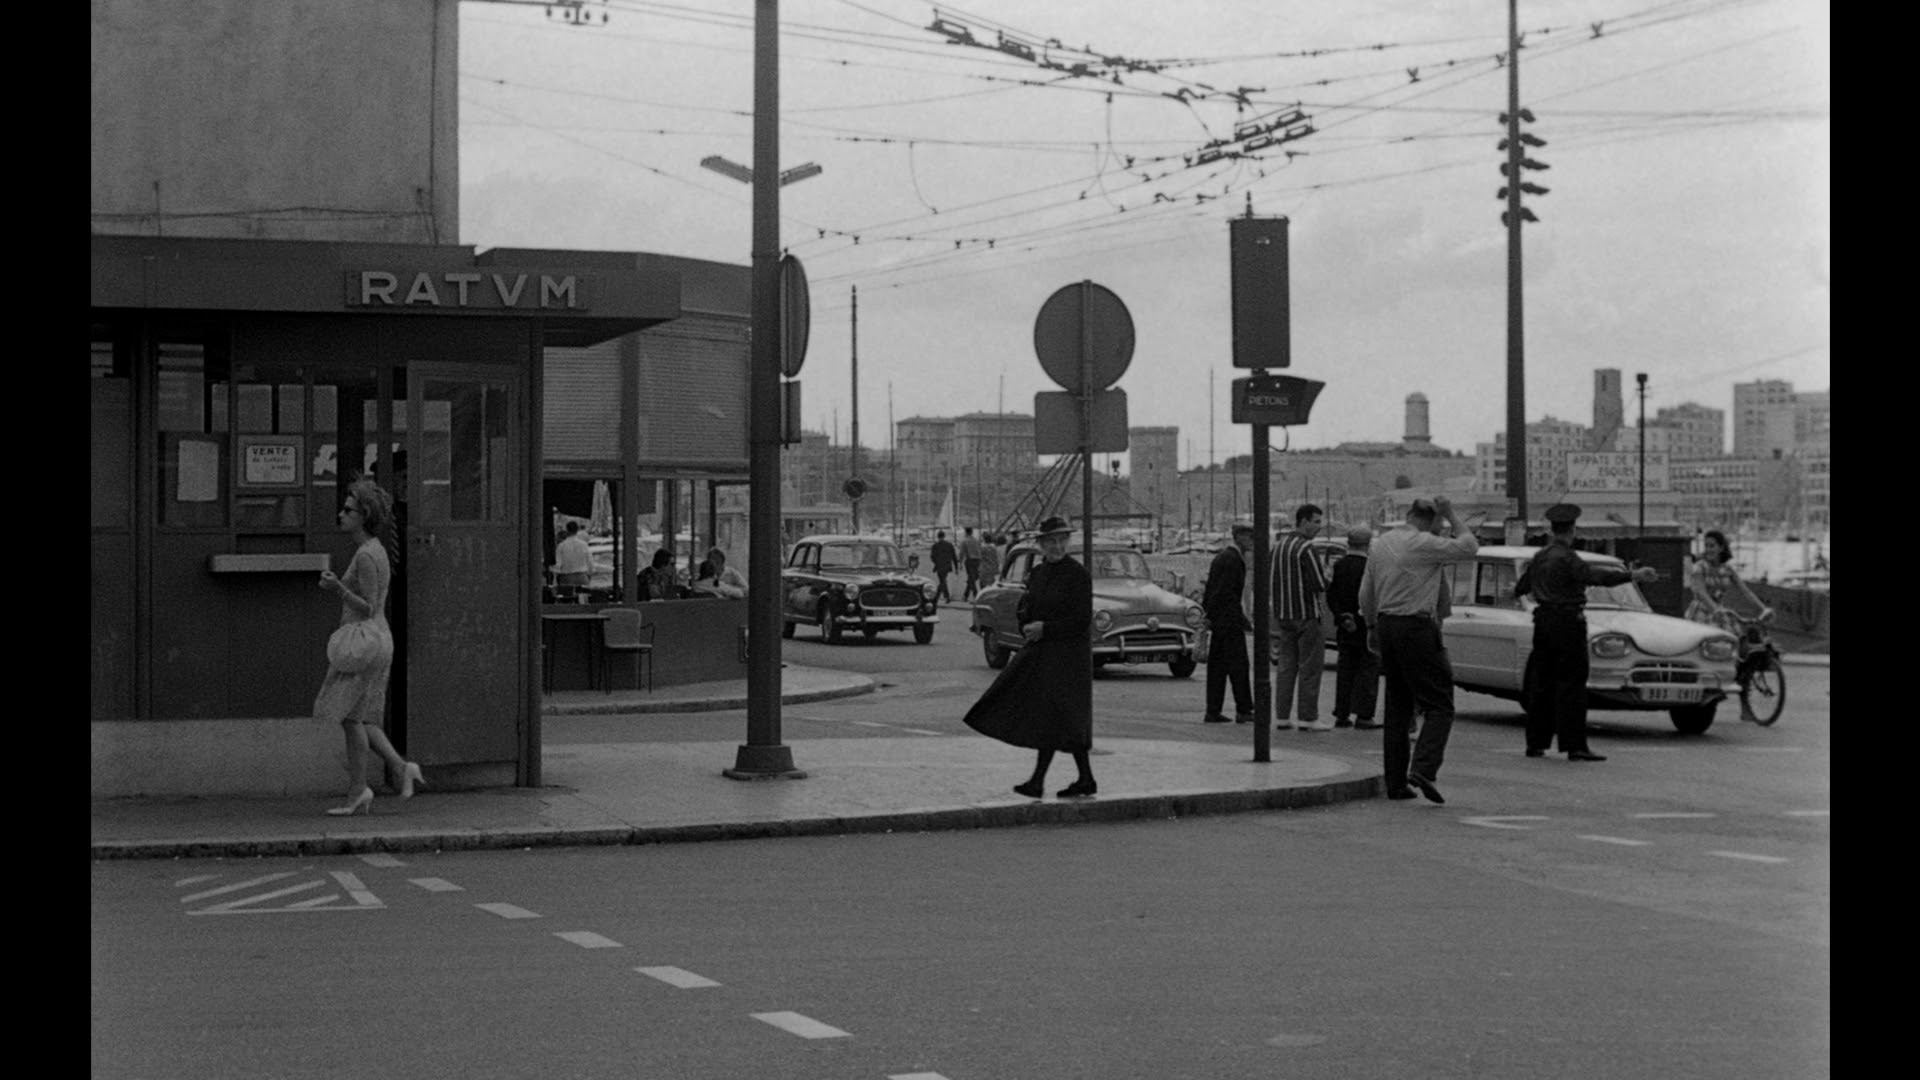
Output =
[
  {"x1": 1460, "y1": 816, "x2": 1550, "y2": 830},
  {"x1": 555, "y1": 931, "x2": 623, "y2": 949},
  {"x1": 174, "y1": 874, "x2": 219, "y2": 887},
  {"x1": 889, "y1": 1073, "x2": 954, "y2": 1080},
  {"x1": 752, "y1": 1012, "x2": 851, "y2": 1039},
  {"x1": 794, "y1": 714, "x2": 945, "y2": 737},
  {"x1": 1577, "y1": 835, "x2": 1652, "y2": 847},
  {"x1": 635, "y1": 966, "x2": 721, "y2": 989},
  {"x1": 1734, "y1": 746, "x2": 1805, "y2": 753},
  {"x1": 1707, "y1": 850, "x2": 1790, "y2": 864},
  {"x1": 1784, "y1": 810, "x2": 1830, "y2": 818},
  {"x1": 410, "y1": 878, "x2": 464, "y2": 892},
  {"x1": 476, "y1": 902, "x2": 542, "y2": 919},
  {"x1": 358, "y1": 853, "x2": 404, "y2": 868},
  {"x1": 1631, "y1": 812, "x2": 1717, "y2": 819}
]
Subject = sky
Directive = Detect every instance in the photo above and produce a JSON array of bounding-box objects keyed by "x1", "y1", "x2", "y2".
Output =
[{"x1": 458, "y1": 0, "x2": 1830, "y2": 470}]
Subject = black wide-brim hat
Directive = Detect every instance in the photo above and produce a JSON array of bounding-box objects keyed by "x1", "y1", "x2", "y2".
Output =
[{"x1": 1035, "y1": 515, "x2": 1073, "y2": 537}]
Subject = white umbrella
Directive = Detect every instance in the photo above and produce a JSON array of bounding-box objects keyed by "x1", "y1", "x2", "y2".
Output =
[{"x1": 590, "y1": 479, "x2": 614, "y2": 534}]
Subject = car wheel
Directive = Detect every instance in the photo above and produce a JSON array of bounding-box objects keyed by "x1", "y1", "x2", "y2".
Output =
[
  {"x1": 780, "y1": 619, "x2": 795, "y2": 640},
  {"x1": 820, "y1": 602, "x2": 842, "y2": 644},
  {"x1": 913, "y1": 624, "x2": 935, "y2": 645},
  {"x1": 982, "y1": 632, "x2": 1010, "y2": 668},
  {"x1": 1168, "y1": 656, "x2": 1197, "y2": 679},
  {"x1": 1669, "y1": 703, "x2": 1717, "y2": 735}
]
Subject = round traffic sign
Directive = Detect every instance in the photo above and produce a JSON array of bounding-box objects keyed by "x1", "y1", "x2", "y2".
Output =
[
  {"x1": 842, "y1": 476, "x2": 867, "y2": 500},
  {"x1": 780, "y1": 254, "x2": 810, "y2": 378},
  {"x1": 1033, "y1": 281, "x2": 1134, "y2": 394}
]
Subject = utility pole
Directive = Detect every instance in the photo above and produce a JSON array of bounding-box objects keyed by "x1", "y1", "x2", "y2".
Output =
[
  {"x1": 1209, "y1": 369, "x2": 1216, "y2": 529},
  {"x1": 1637, "y1": 372, "x2": 1648, "y2": 536},
  {"x1": 1500, "y1": 0, "x2": 1549, "y2": 532},
  {"x1": 850, "y1": 285, "x2": 860, "y2": 534}
]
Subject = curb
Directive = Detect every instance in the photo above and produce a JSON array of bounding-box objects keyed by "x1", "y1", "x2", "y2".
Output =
[
  {"x1": 90, "y1": 775, "x2": 1383, "y2": 861},
  {"x1": 543, "y1": 676, "x2": 877, "y2": 716}
]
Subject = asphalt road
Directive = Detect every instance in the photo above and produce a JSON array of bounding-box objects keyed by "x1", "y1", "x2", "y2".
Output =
[{"x1": 96, "y1": 630, "x2": 1828, "y2": 1079}]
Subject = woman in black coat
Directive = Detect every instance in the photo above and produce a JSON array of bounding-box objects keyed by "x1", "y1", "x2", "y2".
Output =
[{"x1": 962, "y1": 516, "x2": 1098, "y2": 798}]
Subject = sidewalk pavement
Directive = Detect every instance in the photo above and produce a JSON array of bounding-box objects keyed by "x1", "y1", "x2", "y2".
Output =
[{"x1": 90, "y1": 664, "x2": 1380, "y2": 861}]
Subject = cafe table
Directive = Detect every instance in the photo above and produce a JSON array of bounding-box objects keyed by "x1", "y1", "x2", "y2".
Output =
[{"x1": 540, "y1": 607, "x2": 609, "y2": 692}]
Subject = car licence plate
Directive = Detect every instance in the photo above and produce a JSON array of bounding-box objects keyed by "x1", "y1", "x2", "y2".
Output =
[{"x1": 1639, "y1": 685, "x2": 1703, "y2": 703}]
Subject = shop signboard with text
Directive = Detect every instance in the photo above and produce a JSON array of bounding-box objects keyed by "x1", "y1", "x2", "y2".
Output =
[{"x1": 1567, "y1": 451, "x2": 1670, "y2": 492}]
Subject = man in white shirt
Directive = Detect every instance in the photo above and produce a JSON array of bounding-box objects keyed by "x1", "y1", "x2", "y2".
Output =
[
  {"x1": 1359, "y1": 496, "x2": 1478, "y2": 804},
  {"x1": 551, "y1": 521, "x2": 592, "y2": 587}
]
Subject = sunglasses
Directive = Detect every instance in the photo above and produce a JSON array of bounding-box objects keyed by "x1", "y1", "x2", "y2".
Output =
[{"x1": 340, "y1": 503, "x2": 363, "y2": 516}]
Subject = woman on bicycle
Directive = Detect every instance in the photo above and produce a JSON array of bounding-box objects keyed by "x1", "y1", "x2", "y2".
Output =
[{"x1": 1685, "y1": 530, "x2": 1770, "y2": 631}]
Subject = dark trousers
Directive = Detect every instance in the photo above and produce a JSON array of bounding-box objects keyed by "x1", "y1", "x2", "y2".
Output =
[
  {"x1": 1525, "y1": 609, "x2": 1593, "y2": 753},
  {"x1": 963, "y1": 558, "x2": 981, "y2": 600},
  {"x1": 934, "y1": 569, "x2": 953, "y2": 603},
  {"x1": 1205, "y1": 624, "x2": 1253, "y2": 717},
  {"x1": 1333, "y1": 617, "x2": 1379, "y2": 721},
  {"x1": 1378, "y1": 614, "x2": 1455, "y2": 789}
]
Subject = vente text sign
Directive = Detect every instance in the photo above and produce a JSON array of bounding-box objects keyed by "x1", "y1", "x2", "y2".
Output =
[
  {"x1": 346, "y1": 271, "x2": 586, "y2": 310},
  {"x1": 1566, "y1": 451, "x2": 1670, "y2": 493}
]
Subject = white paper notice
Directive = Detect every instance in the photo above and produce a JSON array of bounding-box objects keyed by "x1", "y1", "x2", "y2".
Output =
[{"x1": 178, "y1": 440, "x2": 219, "y2": 502}]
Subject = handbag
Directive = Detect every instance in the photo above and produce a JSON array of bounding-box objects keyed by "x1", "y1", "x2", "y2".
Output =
[{"x1": 326, "y1": 620, "x2": 389, "y2": 675}]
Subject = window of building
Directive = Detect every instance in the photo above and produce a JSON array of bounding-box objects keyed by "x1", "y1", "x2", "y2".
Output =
[{"x1": 156, "y1": 335, "x2": 230, "y2": 528}]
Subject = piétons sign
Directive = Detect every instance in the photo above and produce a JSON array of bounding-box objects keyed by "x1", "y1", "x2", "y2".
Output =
[{"x1": 345, "y1": 270, "x2": 587, "y2": 310}]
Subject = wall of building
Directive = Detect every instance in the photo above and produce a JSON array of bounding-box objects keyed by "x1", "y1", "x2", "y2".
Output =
[{"x1": 91, "y1": 0, "x2": 459, "y2": 243}]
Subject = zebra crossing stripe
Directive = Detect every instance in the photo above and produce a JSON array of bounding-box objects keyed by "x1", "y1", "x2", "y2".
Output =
[
  {"x1": 751, "y1": 1012, "x2": 850, "y2": 1039},
  {"x1": 180, "y1": 873, "x2": 295, "y2": 903}
]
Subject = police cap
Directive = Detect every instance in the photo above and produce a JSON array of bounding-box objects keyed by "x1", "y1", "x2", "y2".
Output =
[{"x1": 1544, "y1": 503, "x2": 1582, "y2": 525}]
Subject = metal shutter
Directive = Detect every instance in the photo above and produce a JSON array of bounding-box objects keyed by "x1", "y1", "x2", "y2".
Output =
[
  {"x1": 636, "y1": 314, "x2": 749, "y2": 469},
  {"x1": 544, "y1": 340, "x2": 622, "y2": 463}
]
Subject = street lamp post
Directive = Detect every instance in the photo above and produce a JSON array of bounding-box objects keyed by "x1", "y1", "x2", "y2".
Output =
[{"x1": 1636, "y1": 372, "x2": 1648, "y2": 536}]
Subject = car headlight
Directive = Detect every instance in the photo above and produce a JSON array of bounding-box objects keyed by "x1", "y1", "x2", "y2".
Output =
[
  {"x1": 1590, "y1": 633, "x2": 1632, "y2": 659},
  {"x1": 1093, "y1": 610, "x2": 1114, "y2": 633},
  {"x1": 1700, "y1": 637, "x2": 1736, "y2": 662},
  {"x1": 844, "y1": 584, "x2": 860, "y2": 600},
  {"x1": 920, "y1": 582, "x2": 935, "y2": 599},
  {"x1": 1184, "y1": 606, "x2": 1204, "y2": 629}
]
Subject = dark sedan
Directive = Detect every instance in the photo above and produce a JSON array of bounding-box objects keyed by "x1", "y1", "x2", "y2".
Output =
[{"x1": 780, "y1": 535, "x2": 939, "y2": 644}]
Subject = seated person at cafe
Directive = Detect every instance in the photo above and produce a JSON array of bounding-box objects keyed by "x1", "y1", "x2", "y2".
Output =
[
  {"x1": 551, "y1": 521, "x2": 591, "y2": 587},
  {"x1": 691, "y1": 546, "x2": 748, "y2": 598},
  {"x1": 637, "y1": 549, "x2": 682, "y2": 601}
]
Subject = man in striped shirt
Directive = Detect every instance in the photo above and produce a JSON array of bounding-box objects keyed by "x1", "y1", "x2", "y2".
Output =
[{"x1": 1271, "y1": 503, "x2": 1331, "y2": 730}]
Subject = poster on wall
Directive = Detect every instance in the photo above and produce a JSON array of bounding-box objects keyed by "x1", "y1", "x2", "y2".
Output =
[
  {"x1": 177, "y1": 439, "x2": 220, "y2": 502},
  {"x1": 236, "y1": 434, "x2": 306, "y2": 491}
]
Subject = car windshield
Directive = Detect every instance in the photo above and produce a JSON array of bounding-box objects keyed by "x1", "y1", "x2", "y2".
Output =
[
  {"x1": 1090, "y1": 550, "x2": 1152, "y2": 580},
  {"x1": 819, "y1": 543, "x2": 905, "y2": 570},
  {"x1": 1585, "y1": 579, "x2": 1652, "y2": 612}
]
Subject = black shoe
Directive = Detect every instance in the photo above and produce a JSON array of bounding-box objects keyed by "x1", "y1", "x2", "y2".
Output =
[
  {"x1": 1567, "y1": 750, "x2": 1608, "y2": 762},
  {"x1": 1203, "y1": 712, "x2": 1232, "y2": 724},
  {"x1": 1354, "y1": 719, "x2": 1383, "y2": 730},
  {"x1": 1406, "y1": 772, "x2": 1445, "y2": 805},
  {"x1": 1057, "y1": 779, "x2": 1097, "y2": 798},
  {"x1": 1333, "y1": 717, "x2": 1354, "y2": 728},
  {"x1": 1234, "y1": 712, "x2": 1255, "y2": 724},
  {"x1": 1524, "y1": 748, "x2": 1546, "y2": 758},
  {"x1": 1013, "y1": 780, "x2": 1045, "y2": 798},
  {"x1": 1387, "y1": 788, "x2": 1418, "y2": 800}
]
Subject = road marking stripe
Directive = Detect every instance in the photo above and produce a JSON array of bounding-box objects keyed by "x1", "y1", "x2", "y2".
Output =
[
  {"x1": 287, "y1": 894, "x2": 343, "y2": 909},
  {"x1": 410, "y1": 878, "x2": 464, "y2": 892},
  {"x1": 889, "y1": 1073, "x2": 953, "y2": 1080},
  {"x1": 476, "y1": 902, "x2": 542, "y2": 919},
  {"x1": 751, "y1": 1012, "x2": 851, "y2": 1039},
  {"x1": 1707, "y1": 850, "x2": 1789, "y2": 864},
  {"x1": 1460, "y1": 816, "x2": 1549, "y2": 830},
  {"x1": 180, "y1": 872, "x2": 295, "y2": 903},
  {"x1": 331, "y1": 872, "x2": 380, "y2": 906},
  {"x1": 1577, "y1": 835, "x2": 1651, "y2": 846},
  {"x1": 1630, "y1": 812, "x2": 1717, "y2": 819},
  {"x1": 899, "y1": 727, "x2": 944, "y2": 736},
  {"x1": 555, "y1": 931, "x2": 623, "y2": 949},
  {"x1": 1783, "y1": 810, "x2": 1830, "y2": 817},
  {"x1": 358, "y1": 853, "x2": 403, "y2": 868},
  {"x1": 635, "y1": 966, "x2": 720, "y2": 989},
  {"x1": 198, "y1": 880, "x2": 329, "y2": 911},
  {"x1": 1735, "y1": 746, "x2": 1804, "y2": 753},
  {"x1": 174, "y1": 874, "x2": 220, "y2": 887}
]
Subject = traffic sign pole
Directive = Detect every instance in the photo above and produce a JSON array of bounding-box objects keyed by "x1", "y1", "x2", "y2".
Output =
[
  {"x1": 1079, "y1": 281, "x2": 1094, "y2": 572},
  {"x1": 1251, "y1": 411, "x2": 1271, "y2": 763}
]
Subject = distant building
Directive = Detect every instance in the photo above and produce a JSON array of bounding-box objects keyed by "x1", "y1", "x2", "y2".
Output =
[
  {"x1": 1474, "y1": 416, "x2": 1589, "y2": 498},
  {"x1": 1651, "y1": 401, "x2": 1725, "y2": 459},
  {"x1": 894, "y1": 416, "x2": 956, "y2": 478},
  {"x1": 1591, "y1": 369, "x2": 1624, "y2": 450},
  {"x1": 1733, "y1": 379, "x2": 1798, "y2": 458},
  {"x1": 1404, "y1": 392, "x2": 1432, "y2": 446},
  {"x1": 1129, "y1": 426, "x2": 1179, "y2": 518}
]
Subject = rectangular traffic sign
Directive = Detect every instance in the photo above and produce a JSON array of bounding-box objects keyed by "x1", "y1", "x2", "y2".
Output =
[
  {"x1": 1566, "y1": 451, "x2": 1669, "y2": 492},
  {"x1": 1231, "y1": 374, "x2": 1323, "y2": 426},
  {"x1": 1034, "y1": 390, "x2": 1128, "y2": 454}
]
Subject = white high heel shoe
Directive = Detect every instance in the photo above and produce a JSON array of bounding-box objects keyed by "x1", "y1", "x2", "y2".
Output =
[
  {"x1": 326, "y1": 788, "x2": 374, "y2": 816},
  {"x1": 400, "y1": 762, "x2": 426, "y2": 799}
]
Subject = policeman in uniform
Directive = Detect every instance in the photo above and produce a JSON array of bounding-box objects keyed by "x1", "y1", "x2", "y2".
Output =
[{"x1": 1515, "y1": 503, "x2": 1659, "y2": 761}]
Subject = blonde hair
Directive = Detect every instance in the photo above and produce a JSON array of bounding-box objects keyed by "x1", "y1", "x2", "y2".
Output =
[{"x1": 347, "y1": 478, "x2": 392, "y2": 535}]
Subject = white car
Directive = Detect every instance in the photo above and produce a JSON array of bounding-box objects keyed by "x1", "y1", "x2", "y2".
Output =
[{"x1": 1443, "y1": 546, "x2": 1742, "y2": 734}]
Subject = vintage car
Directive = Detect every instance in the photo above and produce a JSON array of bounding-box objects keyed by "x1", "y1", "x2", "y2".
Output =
[
  {"x1": 972, "y1": 537, "x2": 1206, "y2": 678},
  {"x1": 780, "y1": 535, "x2": 939, "y2": 644},
  {"x1": 1441, "y1": 545, "x2": 1742, "y2": 733}
]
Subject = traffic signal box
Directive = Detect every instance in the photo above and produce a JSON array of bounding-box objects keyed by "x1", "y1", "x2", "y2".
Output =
[{"x1": 1229, "y1": 217, "x2": 1289, "y2": 369}]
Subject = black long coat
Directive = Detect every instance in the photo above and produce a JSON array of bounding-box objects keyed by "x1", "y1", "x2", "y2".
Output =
[{"x1": 962, "y1": 553, "x2": 1094, "y2": 752}]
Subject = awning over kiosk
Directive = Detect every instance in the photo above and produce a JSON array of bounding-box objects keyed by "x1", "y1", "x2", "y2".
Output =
[{"x1": 90, "y1": 235, "x2": 682, "y2": 346}]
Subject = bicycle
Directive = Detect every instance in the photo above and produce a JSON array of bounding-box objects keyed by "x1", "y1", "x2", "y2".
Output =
[{"x1": 1728, "y1": 610, "x2": 1786, "y2": 727}]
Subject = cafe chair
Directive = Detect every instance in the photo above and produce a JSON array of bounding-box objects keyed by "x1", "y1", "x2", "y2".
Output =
[{"x1": 599, "y1": 607, "x2": 655, "y2": 693}]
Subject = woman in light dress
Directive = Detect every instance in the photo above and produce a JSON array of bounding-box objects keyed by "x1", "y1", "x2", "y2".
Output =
[
  {"x1": 315, "y1": 478, "x2": 423, "y2": 816},
  {"x1": 1684, "y1": 530, "x2": 1770, "y2": 633}
]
